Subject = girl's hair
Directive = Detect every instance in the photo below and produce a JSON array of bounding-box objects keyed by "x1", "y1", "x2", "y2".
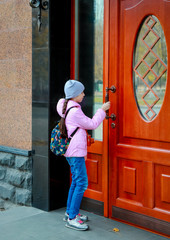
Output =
[{"x1": 59, "y1": 99, "x2": 69, "y2": 137}]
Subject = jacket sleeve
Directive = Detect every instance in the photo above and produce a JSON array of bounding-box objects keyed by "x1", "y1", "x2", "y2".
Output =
[{"x1": 71, "y1": 107, "x2": 106, "y2": 130}]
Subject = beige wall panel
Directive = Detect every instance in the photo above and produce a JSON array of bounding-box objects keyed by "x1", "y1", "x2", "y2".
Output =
[{"x1": 0, "y1": 0, "x2": 32, "y2": 150}]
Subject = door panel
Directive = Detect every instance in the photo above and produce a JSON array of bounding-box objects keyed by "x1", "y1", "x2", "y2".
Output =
[
  {"x1": 155, "y1": 165, "x2": 170, "y2": 210},
  {"x1": 118, "y1": 158, "x2": 143, "y2": 204},
  {"x1": 71, "y1": 0, "x2": 107, "y2": 210},
  {"x1": 86, "y1": 143, "x2": 103, "y2": 201},
  {"x1": 123, "y1": 0, "x2": 170, "y2": 142},
  {"x1": 109, "y1": 0, "x2": 170, "y2": 228}
]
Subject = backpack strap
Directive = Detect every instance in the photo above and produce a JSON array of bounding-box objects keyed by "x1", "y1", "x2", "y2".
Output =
[
  {"x1": 64, "y1": 106, "x2": 79, "y2": 139},
  {"x1": 69, "y1": 127, "x2": 79, "y2": 139},
  {"x1": 65, "y1": 106, "x2": 77, "y2": 119}
]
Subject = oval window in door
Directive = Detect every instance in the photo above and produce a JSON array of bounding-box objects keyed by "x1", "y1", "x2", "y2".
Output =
[{"x1": 133, "y1": 15, "x2": 168, "y2": 121}]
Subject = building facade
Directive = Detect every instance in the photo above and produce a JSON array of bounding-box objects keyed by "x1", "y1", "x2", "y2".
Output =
[
  {"x1": 0, "y1": 0, "x2": 170, "y2": 236},
  {"x1": 0, "y1": 0, "x2": 32, "y2": 208}
]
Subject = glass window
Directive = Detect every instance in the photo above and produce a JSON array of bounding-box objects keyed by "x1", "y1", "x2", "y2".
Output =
[
  {"x1": 133, "y1": 15, "x2": 168, "y2": 121},
  {"x1": 75, "y1": 0, "x2": 104, "y2": 140}
]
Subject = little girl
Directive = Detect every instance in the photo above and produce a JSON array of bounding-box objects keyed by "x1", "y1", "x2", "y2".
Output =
[{"x1": 57, "y1": 80, "x2": 110, "y2": 231}]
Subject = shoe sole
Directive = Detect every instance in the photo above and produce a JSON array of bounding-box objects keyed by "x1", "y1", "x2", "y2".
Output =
[{"x1": 65, "y1": 223, "x2": 89, "y2": 231}]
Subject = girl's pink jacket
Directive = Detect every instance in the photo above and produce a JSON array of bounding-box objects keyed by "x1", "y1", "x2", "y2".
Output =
[{"x1": 56, "y1": 99, "x2": 106, "y2": 157}]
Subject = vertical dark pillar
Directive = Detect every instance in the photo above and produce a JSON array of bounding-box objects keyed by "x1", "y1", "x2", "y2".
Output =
[
  {"x1": 32, "y1": 8, "x2": 50, "y2": 211},
  {"x1": 32, "y1": 1, "x2": 71, "y2": 211},
  {"x1": 49, "y1": 0, "x2": 71, "y2": 210}
]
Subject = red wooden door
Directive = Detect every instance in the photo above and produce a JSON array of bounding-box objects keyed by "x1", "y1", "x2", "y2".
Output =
[
  {"x1": 109, "y1": 0, "x2": 170, "y2": 234},
  {"x1": 70, "y1": 0, "x2": 109, "y2": 215}
]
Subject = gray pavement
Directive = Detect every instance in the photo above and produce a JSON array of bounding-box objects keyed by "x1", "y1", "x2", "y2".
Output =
[{"x1": 0, "y1": 206, "x2": 169, "y2": 240}]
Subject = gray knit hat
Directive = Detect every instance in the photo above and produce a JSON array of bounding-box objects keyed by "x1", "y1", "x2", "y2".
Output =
[{"x1": 64, "y1": 80, "x2": 85, "y2": 99}]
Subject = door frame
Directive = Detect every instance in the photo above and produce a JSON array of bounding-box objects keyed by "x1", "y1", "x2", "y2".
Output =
[
  {"x1": 70, "y1": 0, "x2": 110, "y2": 217},
  {"x1": 108, "y1": 0, "x2": 119, "y2": 217},
  {"x1": 102, "y1": 0, "x2": 110, "y2": 218}
]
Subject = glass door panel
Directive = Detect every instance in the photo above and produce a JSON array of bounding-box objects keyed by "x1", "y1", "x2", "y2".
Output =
[{"x1": 74, "y1": 0, "x2": 104, "y2": 141}]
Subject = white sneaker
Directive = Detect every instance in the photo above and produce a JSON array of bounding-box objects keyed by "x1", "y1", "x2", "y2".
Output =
[
  {"x1": 65, "y1": 217, "x2": 89, "y2": 231},
  {"x1": 63, "y1": 212, "x2": 88, "y2": 222},
  {"x1": 76, "y1": 213, "x2": 88, "y2": 222}
]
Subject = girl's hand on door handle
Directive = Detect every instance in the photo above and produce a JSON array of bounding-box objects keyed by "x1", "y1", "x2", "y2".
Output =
[{"x1": 101, "y1": 101, "x2": 111, "y2": 112}]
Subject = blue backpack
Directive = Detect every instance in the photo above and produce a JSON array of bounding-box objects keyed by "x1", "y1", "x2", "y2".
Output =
[{"x1": 50, "y1": 107, "x2": 79, "y2": 156}]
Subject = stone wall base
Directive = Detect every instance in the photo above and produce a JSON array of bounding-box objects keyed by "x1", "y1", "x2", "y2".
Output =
[{"x1": 0, "y1": 146, "x2": 33, "y2": 208}]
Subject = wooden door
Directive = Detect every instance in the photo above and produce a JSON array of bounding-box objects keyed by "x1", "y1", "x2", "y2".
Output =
[
  {"x1": 109, "y1": 0, "x2": 170, "y2": 235},
  {"x1": 70, "y1": 0, "x2": 109, "y2": 216}
]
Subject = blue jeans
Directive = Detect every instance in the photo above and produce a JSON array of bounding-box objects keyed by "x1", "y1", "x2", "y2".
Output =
[{"x1": 66, "y1": 157, "x2": 88, "y2": 219}]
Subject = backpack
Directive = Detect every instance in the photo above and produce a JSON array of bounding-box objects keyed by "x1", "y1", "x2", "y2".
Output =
[{"x1": 50, "y1": 107, "x2": 79, "y2": 156}]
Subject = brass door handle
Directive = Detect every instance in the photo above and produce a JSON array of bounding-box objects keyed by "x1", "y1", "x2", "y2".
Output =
[
  {"x1": 106, "y1": 113, "x2": 116, "y2": 121},
  {"x1": 105, "y1": 85, "x2": 116, "y2": 102},
  {"x1": 105, "y1": 85, "x2": 116, "y2": 119},
  {"x1": 106, "y1": 86, "x2": 116, "y2": 93}
]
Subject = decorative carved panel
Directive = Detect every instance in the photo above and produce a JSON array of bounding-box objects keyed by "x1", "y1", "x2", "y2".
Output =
[
  {"x1": 123, "y1": 166, "x2": 136, "y2": 194},
  {"x1": 118, "y1": 158, "x2": 142, "y2": 203},
  {"x1": 155, "y1": 164, "x2": 170, "y2": 211},
  {"x1": 161, "y1": 174, "x2": 170, "y2": 203},
  {"x1": 133, "y1": 15, "x2": 167, "y2": 121},
  {"x1": 86, "y1": 159, "x2": 98, "y2": 184}
]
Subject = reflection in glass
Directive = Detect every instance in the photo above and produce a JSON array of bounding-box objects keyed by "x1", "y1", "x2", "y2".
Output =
[
  {"x1": 93, "y1": 0, "x2": 104, "y2": 140},
  {"x1": 133, "y1": 15, "x2": 168, "y2": 121},
  {"x1": 75, "y1": 0, "x2": 104, "y2": 140}
]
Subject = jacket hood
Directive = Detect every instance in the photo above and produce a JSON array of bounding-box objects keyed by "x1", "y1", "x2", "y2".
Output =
[{"x1": 56, "y1": 98, "x2": 80, "y2": 118}]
